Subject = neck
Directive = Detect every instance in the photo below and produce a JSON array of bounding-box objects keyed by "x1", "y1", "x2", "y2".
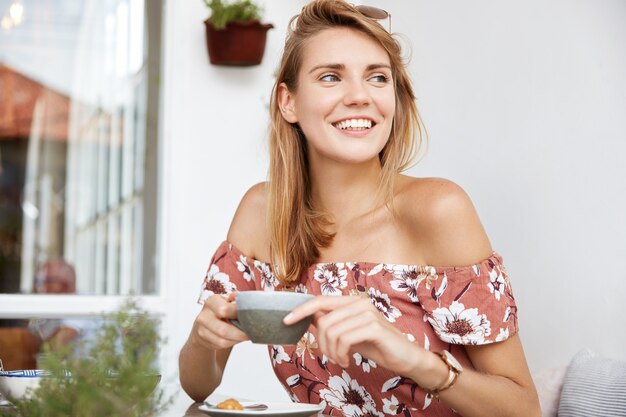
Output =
[{"x1": 309, "y1": 157, "x2": 383, "y2": 227}]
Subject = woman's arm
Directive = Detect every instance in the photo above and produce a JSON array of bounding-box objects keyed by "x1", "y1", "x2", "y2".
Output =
[
  {"x1": 403, "y1": 178, "x2": 540, "y2": 416},
  {"x1": 286, "y1": 296, "x2": 540, "y2": 417},
  {"x1": 286, "y1": 178, "x2": 541, "y2": 417},
  {"x1": 179, "y1": 331, "x2": 229, "y2": 402},
  {"x1": 179, "y1": 293, "x2": 247, "y2": 402},
  {"x1": 179, "y1": 183, "x2": 268, "y2": 401},
  {"x1": 428, "y1": 335, "x2": 540, "y2": 417}
]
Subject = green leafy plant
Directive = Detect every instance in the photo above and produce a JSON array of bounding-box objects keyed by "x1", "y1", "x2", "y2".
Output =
[
  {"x1": 2, "y1": 299, "x2": 171, "y2": 417},
  {"x1": 204, "y1": 0, "x2": 263, "y2": 30}
]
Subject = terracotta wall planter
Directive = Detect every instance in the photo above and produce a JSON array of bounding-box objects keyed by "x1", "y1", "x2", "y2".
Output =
[{"x1": 204, "y1": 20, "x2": 273, "y2": 66}]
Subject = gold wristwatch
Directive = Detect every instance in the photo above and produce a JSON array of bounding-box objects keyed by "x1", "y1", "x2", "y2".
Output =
[{"x1": 427, "y1": 350, "x2": 463, "y2": 398}]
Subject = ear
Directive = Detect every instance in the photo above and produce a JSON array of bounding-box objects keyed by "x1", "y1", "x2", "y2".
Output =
[{"x1": 277, "y1": 83, "x2": 298, "y2": 123}]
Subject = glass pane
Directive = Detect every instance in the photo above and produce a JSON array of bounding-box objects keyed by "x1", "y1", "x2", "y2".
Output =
[
  {"x1": 0, "y1": 317, "x2": 102, "y2": 370},
  {"x1": 0, "y1": 0, "x2": 161, "y2": 295},
  {"x1": 0, "y1": 313, "x2": 160, "y2": 370}
]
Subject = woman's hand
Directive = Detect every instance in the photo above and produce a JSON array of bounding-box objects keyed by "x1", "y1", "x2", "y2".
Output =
[
  {"x1": 180, "y1": 293, "x2": 247, "y2": 401},
  {"x1": 192, "y1": 293, "x2": 249, "y2": 350},
  {"x1": 284, "y1": 295, "x2": 426, "y2": 374}
]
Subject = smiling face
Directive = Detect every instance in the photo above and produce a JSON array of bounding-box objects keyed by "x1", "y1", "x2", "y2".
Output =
[{"x1": 278, "y1": 27, "x2": 396, "y2": 167}]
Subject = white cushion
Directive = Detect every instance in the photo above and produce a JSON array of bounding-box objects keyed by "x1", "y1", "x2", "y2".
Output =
[{"x1": 558, "y1": 349, "x2": 626, "y2": 417}]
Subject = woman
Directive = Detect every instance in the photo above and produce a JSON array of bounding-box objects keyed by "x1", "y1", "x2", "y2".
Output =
[{"x1": 179, "y1": 1, "x2": 540, "y2": 416}]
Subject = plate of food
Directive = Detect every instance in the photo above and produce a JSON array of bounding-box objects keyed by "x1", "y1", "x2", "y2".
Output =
[{"x1": 199, "y1": 398, "x2": 324, "y2": 417}]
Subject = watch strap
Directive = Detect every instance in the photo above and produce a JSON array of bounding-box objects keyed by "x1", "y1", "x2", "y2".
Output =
[{"x1": 427, "y1": 351, "x2": 461, "y2": 398}]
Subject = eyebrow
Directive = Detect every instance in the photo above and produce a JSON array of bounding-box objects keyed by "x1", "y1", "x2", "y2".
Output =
[{"x1": 307, "y1": 63, "x2": 392, "y2": 74}]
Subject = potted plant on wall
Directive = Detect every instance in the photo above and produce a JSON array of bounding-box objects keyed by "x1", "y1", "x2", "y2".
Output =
[{"x1": 203, "y1": 0, "x2": 274, "y2": 66}]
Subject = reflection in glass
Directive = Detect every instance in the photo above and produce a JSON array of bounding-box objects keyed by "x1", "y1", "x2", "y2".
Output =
[
  {"x1": 0, "y1": 0, "x2": 161, "y2": 295},
  {"x1": 0, "y1": 316, "x2": 103, "y2": 370}
]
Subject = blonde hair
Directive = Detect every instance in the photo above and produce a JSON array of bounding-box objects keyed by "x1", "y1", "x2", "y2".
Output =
[{"x1": 268, "y1": 0, "x2": 425, "y2": 284}]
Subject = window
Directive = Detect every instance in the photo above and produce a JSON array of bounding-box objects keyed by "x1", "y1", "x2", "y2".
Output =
[
  {"x1": 0, "y1": 0, "x2": 165, "y2": 375},
  {"x1": 0, "y1": 0, "x2": 162, "y2": 297}
]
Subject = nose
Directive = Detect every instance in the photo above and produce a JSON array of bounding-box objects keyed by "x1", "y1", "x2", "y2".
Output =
[{"x1": 343, "y1": 79, "x2": 371, "y2": 107}]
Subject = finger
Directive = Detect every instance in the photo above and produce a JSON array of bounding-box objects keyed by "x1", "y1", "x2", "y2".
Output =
[
  {"x1": 322, "y1": 310, "x2": 378, "y2": 366},
  {"x1": 211, "y1": 317, "x2": 249, "y2": 343},
  {"x1": 203, "y1": 292, "x2": 235, "y2": 306},
  {"x1": 217, "y1": 292, "x2": 237, "y2": 303},
  {"x1": 197, "y1": 294, "x2": 248, "y2": 347},
  {"x1": 204, "y1": 293, "x2": 238, "y2": 320},
  {"x1": 314, "y1": 299, "x2": 373, "y2": 358},
  {"x1": 196, "y1": 315, "x2": 248, "y2": 349},
  {"x1": 315, "y1": 297, "x2": 373, "y2": 334},
  {"x1": 284, "y1": 295, "x2": 361, "y2": 325},
  {"x1": 333, "y1": 317, "x2": 389, "y2": 367},
  {"x1": 202, "y1": 293, "x2": 228, "y2": 310}
]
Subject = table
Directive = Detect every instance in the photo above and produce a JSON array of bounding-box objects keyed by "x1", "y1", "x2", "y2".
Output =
[
  {"x1": 160, "y1": 393, "x2": 229, "y2": 416},
  {"x1": 0, "y1": 395, "x2": 205, "y2": 417},
  {"x1": 161, "y1": 394, "x2": 326, "y2": 417},
  {"x1": 0, "y1": 392, "x2": 327, "y2": 417}
]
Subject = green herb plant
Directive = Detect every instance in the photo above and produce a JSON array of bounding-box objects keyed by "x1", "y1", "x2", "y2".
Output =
[
  {"x1": 204, "y1": 0, "x2": 263, "y2": 30},
  {"x1": 2, "y1": 299, "x2": 171, "y2": 417}
]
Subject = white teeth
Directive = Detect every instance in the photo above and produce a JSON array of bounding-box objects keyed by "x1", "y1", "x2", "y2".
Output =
[{"x1": 333, "y1": 118, "x2": 373, "y2": 130}]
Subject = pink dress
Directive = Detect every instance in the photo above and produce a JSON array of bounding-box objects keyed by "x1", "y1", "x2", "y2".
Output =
[{"x1": 198, "y1": 241, "x2": 518, "y2": 417}]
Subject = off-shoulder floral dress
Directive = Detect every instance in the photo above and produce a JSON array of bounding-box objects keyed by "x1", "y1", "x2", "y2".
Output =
[{"x1": 198, "y1": 241, "x2": 518, "y2": 417}]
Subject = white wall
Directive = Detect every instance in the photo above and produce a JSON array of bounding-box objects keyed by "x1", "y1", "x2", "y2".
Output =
[
  {"x1": 161, "y1": 0, "x2": 307, "y2": 402},
  {"x1": 398, "y1": 0, "x2": 626, "y2": 371},
  {"x1": 161, "y1": 0, "x2": 626, "y2": 402}
]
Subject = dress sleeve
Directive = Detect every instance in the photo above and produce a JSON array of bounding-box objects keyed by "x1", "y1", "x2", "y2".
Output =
[
  {"x1": 197, "y1": 241, "x2": 257, "y2": 304},
  {"x1": 417, "y1": 253, "x2": 519, "y2": 345}
]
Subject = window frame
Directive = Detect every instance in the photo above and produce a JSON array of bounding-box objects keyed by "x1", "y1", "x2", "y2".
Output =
[
  {"x1": 0, "y1": 0, "x2": 168, "y2": 332},
  {"x1": 0, "y1": 0, "x2": 174, "y2": 379},
  {"x1": 0, "y1": 294, "x2": 166, "y2": 319}
]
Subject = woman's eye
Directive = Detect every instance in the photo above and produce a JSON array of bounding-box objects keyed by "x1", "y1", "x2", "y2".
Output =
[
  {"x1": 320, "y1": 74, "x2": 340, "y2": 82},
  {"x1": 370, "y1": 74, "x2": 390, "y2": 83}
]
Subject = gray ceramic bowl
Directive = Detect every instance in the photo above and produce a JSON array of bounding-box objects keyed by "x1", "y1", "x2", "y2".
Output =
[{"x1": 232, "y1": 291, "x2": 314, "y2": 345}]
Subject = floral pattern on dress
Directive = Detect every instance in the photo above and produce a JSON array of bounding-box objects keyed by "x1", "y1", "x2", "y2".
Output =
[
  {"x1": 295, "y1": 332, "x2": 318, "y2": 366},
  {"x1": 383, "y1": 395, "x2": 401, "y2": 415},
  {"x1": 237, "y1": 255, "x2": 254, "y2": 282},
  {"x1": 496, "y1": 328, "x2": 510, "y2": 342},
  {"x1": 294, "y1": 283, "x2": 309, "y2": 294},
  {"x1": 389, "y1": 266, "x2": 421, "y2": 303},
  {"x1": 314, "y1": 263, "x2": 348, "y2": 296},
  {"x1": 427, "y1": 300, "x2": 491, "y2": 344},
  {"x1": 488, "y1": 266, "x2": 507, "y2": 300},
  {"x1": 198, "y1": 241, "x2": 520, "y2": 417},
  {"x1": 368, "y1": 287, "x2": 401, "y2": 322},
  {"x1": 271, "y1": 345, "x2": 291, "y2": 366},
  {"x1": 354, "y1": 353, "x2": 376, "y2": 373},
  {"x1": 388, "y1": 264, "x2": 439, "y2": 304},
  {"x1": 254, "y1": 259, "x2": 279, "y2": 290},
  {"x1": 319, "y1": 371, "x2": 377, "y2": 417},
  {"x1": 198, "y1": 264, "x2": 237, "y2": 303}
]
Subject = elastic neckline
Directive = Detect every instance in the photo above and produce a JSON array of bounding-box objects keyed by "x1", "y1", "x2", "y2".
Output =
[{"x1": 220, "y1": 240, "x2": 502, "y2": 275}]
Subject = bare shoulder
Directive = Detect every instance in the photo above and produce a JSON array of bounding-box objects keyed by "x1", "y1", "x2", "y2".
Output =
[
  {"x1": 395, "y1": 176, "x2": 493, "y2": 266},
  {"x1": 226, "y1": 182, "x2": 270, "y2": 261}
]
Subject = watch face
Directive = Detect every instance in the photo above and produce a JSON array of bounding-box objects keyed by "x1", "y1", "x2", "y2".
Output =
[{"x1": 442, "y1": 350, "x2": 463, "y2": 373}]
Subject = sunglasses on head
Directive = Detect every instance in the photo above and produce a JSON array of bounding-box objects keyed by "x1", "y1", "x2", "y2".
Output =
[{"x1": 354, "y1": 4, "x2": 391, "y2": 32}]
